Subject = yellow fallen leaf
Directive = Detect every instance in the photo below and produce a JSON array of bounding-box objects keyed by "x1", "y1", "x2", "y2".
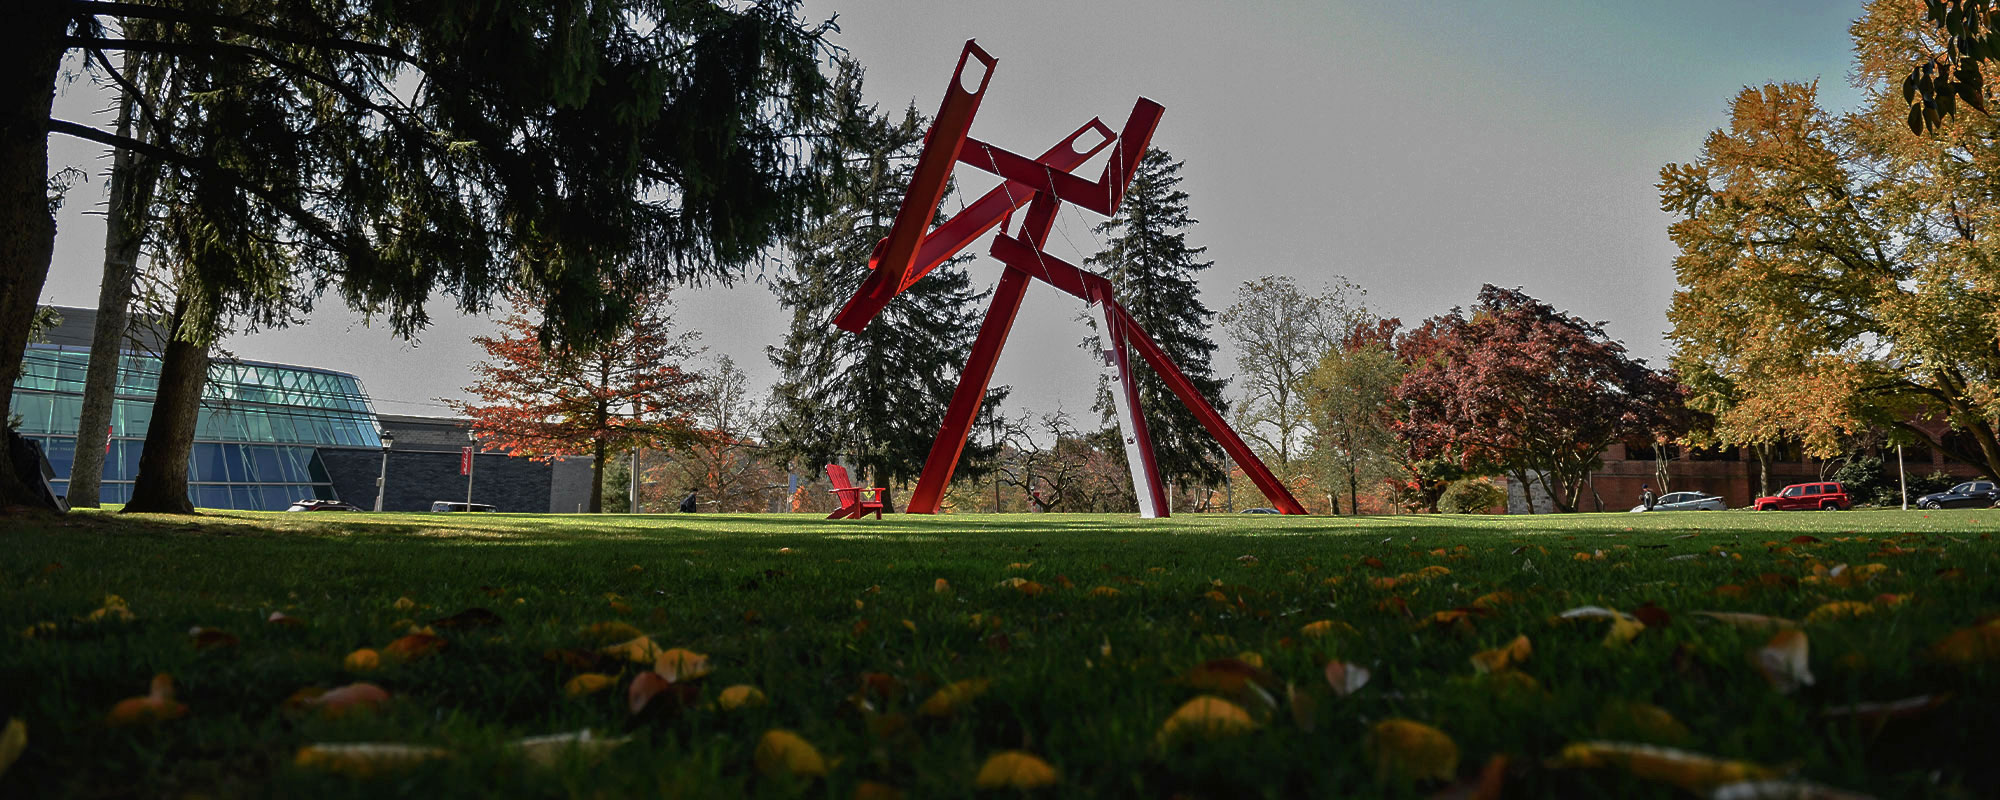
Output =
[
  {"x1": 295, "y1": 742, "x2": 449, "y2": 776},
  {"x1": 1090, "y1": 586, "x2": 1122, "y2": 597},
  {"x1": 1754, "y1": 629, "x2": 1814, "y2": 693},
  {"x1": 975, "y1": 751, "x2": 1059, "y2": 789},
  {"x1": 1552, "y1": 741, "x2": 1776, "y2": 793},
  {"x1": 20, "y1": 621, "x2": 57, "y2": 639},
  {"x1": 393, "y1": 596, "x2": 416, "y2": 611},
  {"x1": 511, "y1": 729, "x2": 630, "y2": 767},
  {"x1": 1368, "y1": 719, "x2": 1459, "y2": 783},
  {"x1": 0, "y1": 718, "x2": 23, "y2": 779},
  {"x1": 653, "y1": 648, "x2": 711, "y2": 682},
  {"x1": 107, "y1": 673, "x2": 187, "y2": 726},
  {"x1": 1929, "y1": 618, "x2": 2000, "y2": 664},
  {"x1": 1007, "y1": 562, "x2": 1033, "y2": 570},
  {"x1": 343, "y1": 648, "x2": 380, "y2": 672},
  {"x1": 1301, "y1": 619, "x2": 1352, "y2": 638},
  {"x1": 718, "y1": 684, "x2": 767, "y2": 710},
  {"x1": 754, "y1": 729, "x2": 826, "y2": 779},
  {"x1": 1805, "y1": 602, "x2": 1873, "y2": 625},
  {"x1": 918, "y1": 678, "x2": 991, "y2": 716},
  {"x1": 1472, "y1": 635, "x2": 1532, "y2": 674},
  {"x1": 564, "y1": 673, "x2": 615, "y2": 697},
  {"x1": 1157, "y1": 695, "x2": 1258, "y2": 743},
  {"x1": 1235, "y1": 652, "x2": 1265, "y2": 669},
  {"x1": 1417, "y1": 565, "x2": 1451, "y2": 578},
  {"x1": 1602, "y1": 617, "x2": 1646, "y2": 648},
  {"x1": 601, "y1": 635, "x2": 662, "y2": 664},
  {"x1": 86, "y1": 594, "x2": 134, "y2": 623},
  {"x1": 995, "y1": 577, "x2": 1028, "y2": 589}
]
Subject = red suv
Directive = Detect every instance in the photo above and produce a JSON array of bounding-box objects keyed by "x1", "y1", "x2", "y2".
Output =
[{"x1": 1753, "y1": 481, "x2": 1851, "y2": 511}]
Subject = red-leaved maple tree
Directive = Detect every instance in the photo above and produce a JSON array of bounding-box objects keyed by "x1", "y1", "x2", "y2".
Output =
[
  {"x1": 455, "y1": 293, "x2": 701, "y2": 512},
  {"x1": 1393, "y1": 286, "x2": 1686, "y2": 513}
]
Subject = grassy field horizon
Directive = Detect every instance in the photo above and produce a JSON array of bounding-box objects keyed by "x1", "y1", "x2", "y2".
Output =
[{"x1": 3, "y1": 507, "x2": 1998, "y2": 797}]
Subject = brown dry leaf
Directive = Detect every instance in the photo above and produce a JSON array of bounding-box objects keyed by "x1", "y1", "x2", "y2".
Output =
[
  {"x1": 974, "y1": 750, "x2": 1059, "y2": 789},
  {"x1": 1471, "y1": 591, "x2": 1516, "y2": 609},
  {"x1": 0, "y1": 718, "x2": 24, "y2": 779},
  {"x1": 601, "y1": 635, "x2": 662, "y2": 664},
  {"x1": 107, "y1": 674, "x2": 188, "y2": 726},
  {"x1": 1157, "y1": 696, "x2": 1258, "y2": 744},
  {"x1": 1015, "y1": 581, "x2": 1048, "y2": 597},
  {"x1": 1928, "y1": 619, "x2": 2000, "y2": 665},
  {"x1": 1368, "y1": 719, "x2": 1459, "y2": 784},
  {"x1": 564, "y1": 673, "x2": 615, "y2": 697},
  {"x1": 1633, "y1": 603, "x2": 1672, "y2": 628},
  {"x1": 383, "y1": 633, "x2": 446, "y2": 660},
  {"x1": 1471, "y1": 635, "x2": 1532, "y2": 674},
  {"x1": 1552, "y1": 741, "x2": 1777, "y2": 793},
  {"x1": 305, "y1": 683, "x2": 390, "y2": 718},
  {"x1": 1324, "y1": 661, "x2": 1371, "y2": 696},
  {"x1": 1754, "y1": 630, "x2": 1814, "y2": 693},
  {"x1": 343, "y1": 648, "x2": 380, "y2": 672},
  {"x1": 1090, "y1": 586, "x2": 1122, "y2": 598},
  {"x1": 1805, "y1": 602, "x2": 1874, "y2": 625},
  {"x1": 754, "y1": 729, "x2": 826, "y2": 779},
  {"x1": 718, "y1": 684, "x2": 767, "y2": 710},
  {"x1": 918, "y1": 678, "x2": 991, "y2": 717},
  {"x1": 1692, "y1": 612, "x2": 1800, "y2": 630},
  {"x1": 653, "y1": 648, "x2": 712, "y2": 682},
  {"x1": 1182, "y1": 658, "x2": 1271, "y2": 695},
  {"x1": 294, "y1": 743, "x2": 447, "y2": 776},
  {"x1": 188, "y1": 626, "x2": 239, "y2": 650},
  {"x1": 627, "y1": 672, "x2": 695, "y2": 715}
]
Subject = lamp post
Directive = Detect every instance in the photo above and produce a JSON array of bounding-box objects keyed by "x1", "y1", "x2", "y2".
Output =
[
  {"x1": 465, "y1": 429, "x2": 477, "y2": 508},
  {"x1": 373, "y1": 430, "x2": 395, "y2": 512}
]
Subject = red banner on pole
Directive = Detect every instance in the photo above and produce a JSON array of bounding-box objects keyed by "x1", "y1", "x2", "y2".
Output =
[{"x1": 460, "y1": 447, "x2": 472, "y2": 475}]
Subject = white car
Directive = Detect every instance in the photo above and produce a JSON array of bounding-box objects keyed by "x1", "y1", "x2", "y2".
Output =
[{"x1": 1629, "y1": 491, "x2": 1726, "y2": 512}]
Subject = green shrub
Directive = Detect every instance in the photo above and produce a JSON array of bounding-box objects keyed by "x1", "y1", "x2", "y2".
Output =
[{"x1": 1438, "y1": 477, "x2": 1506, "y2": 514}]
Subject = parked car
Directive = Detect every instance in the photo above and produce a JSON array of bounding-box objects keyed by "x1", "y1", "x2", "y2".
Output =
[
  {"x1": 1239, "y1": 507, "x2": 1281, "y2": 514},
  {"x1": 430, "y1": 501, "x2": 496, "y2": 512},
  {"x1": 1629, "y1": 491, "x2": 1726, "y2": 512},
  {"x1": 285, "y1": 499, "x2": 362, "y2": 512},
  {"x1": 1753, "y1": 482, "x2": 1851, "y2": 511},
  {"x1": 1914, "y1": 480, "x2": 2000, "y2": 509}
]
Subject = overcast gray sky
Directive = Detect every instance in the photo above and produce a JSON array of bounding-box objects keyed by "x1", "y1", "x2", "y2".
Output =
[{"x1": 38, "y1": 0, "x2": 1867, "y2": 423}]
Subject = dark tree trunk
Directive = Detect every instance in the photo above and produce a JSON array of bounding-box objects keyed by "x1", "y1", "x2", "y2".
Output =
[
  {"x1": 123, "y1": 307, "x2": 211, "y2": 515},
  {"x1": 0, "y1": 2, "x2": 67, "y2": 510},
  {"x1": 589, "y1": 436, "x2": 606, "y2": 513},
  {"x1": 69, "y1": 84, "x2": 161, "y2": 508}
]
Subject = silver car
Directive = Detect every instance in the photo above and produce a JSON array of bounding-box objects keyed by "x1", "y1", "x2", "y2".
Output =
[{"x1": 1629, "y1": 491, "x2": 1726, "y2": 512}]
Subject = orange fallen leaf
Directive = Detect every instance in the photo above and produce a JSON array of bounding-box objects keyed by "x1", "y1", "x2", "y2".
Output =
[
  {"x1": 1552, "y1": 741, "x2": 1775, "y2": 793},
  {"x1": 383, "y1": 633, "x2": 446, "y2": 660},
  {"x1": 1157, "y1": 696, "x2": 1258, "y2": 743},
  {"x1": 601, "y1": 635, "x2": 662, "y2": 663},
  {"x1": 1754, "y1": 630, "x2": 1814, "y2": 693},
  {"x1": 1368, "y1": 718, "x2": 1458, "y2": 783},
  {"x1": 564, "y1": 673, "x2": 615, "y2": 697},
  {"x1": 855, "y1": 781, "x2": 905, "y2": 800},
  {"x1": 1301, "y1": 619, "x2": 1352, "y2": 638},
  {"x1": 933, "y1": 578, "x2": 951, "y2": 593},
  {"x1": 1471, "y1": 591, "x2": 1516, "y2": 609},
  {"x1": 1929, "y1": 619, "x2": 2000, "y2": 664},
  {"x1": 975, "y1": 751, "x2": 1059, "y2": 789},
  {"x1": 188, "y1": 627, "x2": 238, "y2": 650},
  {"x1": 1805, "y1": 602, "x2": 1873, "y2": 625},
  {"x1": 626, "y1": 672, "x2": 694, "y2": 715},
  {"x1": 717, "y1": 684, "x2": 767, "y2": 710},
  {"x1": 1090, "y1": 585, "x2": 1122, "y2": 597},
  {"x1": 1471, "y1": 635, "x2": 1532, "y2": 674},
  {"x1": 653, "y1": 648, "x2": 711, "y2": 682},
  {"x1": 754, "y1": 729, "x2": 826, "y2": 779},
  {"x1": 918, "y1": 678, "x2": 991, "y2": 716},
  {"x1": 294, "y1": 742, "x2": 448, "y2": 776},
  {"x1": 305, "y1": 683, "x2": 390, "y2": 718},
  {"x1": 343, "y1": 648, "x2": 381, "y2": 672},
  {"x1": 107, "y1": 673, "x2": 187, "y2": 726}
]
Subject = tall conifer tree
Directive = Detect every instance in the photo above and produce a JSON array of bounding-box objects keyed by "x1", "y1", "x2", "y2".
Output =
[
  {"x1": 767, "y1": 69, "x2": 1001, "y2": 502},
  {"x1": 1086, "y1": 147, "x2": 1228, "y2": 493}
]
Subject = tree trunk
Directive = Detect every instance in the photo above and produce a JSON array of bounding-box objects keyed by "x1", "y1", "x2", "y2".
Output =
[
  {"x1": 1753, "y1": 444, "x2": 1771, "y2": 497},
  {"x1": 123, "y1": 300, "x2": 212, "y2": 515},
  {"x1": 589, "y1": 436, "x2": 606, "y2": 513},
  {"x1": 1513, "y1": 469, "x2": 1537, "y2": 515},
  {"x1": 69, "y1": 83, "x2": 161, "y2": 508},
  {"x1": 0, "y1": 2, "x2": 68, "y2": 510},
  {"x1": 1347, "y1": 458, "x2": 1360, "y2": 517}
]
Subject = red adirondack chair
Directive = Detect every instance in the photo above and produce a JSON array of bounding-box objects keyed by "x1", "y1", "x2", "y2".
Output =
[{"x1": 825, "y1": 464, "x2": 886, "y2": 520}]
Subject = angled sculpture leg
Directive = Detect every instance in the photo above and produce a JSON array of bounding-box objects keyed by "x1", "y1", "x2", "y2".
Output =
[
  {"x1": 1107, "y1": 300, "x2": 1309, "y2": 515},
  {"x1": 905, "y1": 270, "x2": 1032, "y2": 514},
  {"x1": 1091, "y1": 290, "x2": 1167, "y2": 518}
]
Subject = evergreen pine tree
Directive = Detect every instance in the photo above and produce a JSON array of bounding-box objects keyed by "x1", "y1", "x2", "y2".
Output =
[
  {"x1": 767, "y1": 69, "x2": 1002, "y2": 503},
  {"x1": 1086, "y1": 147, "x2": 1228, "y2": 493}
]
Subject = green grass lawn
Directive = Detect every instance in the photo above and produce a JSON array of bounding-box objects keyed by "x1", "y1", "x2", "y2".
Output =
[{"x1": 3, "y1": 507, "x2": 1999, "y2": 798}]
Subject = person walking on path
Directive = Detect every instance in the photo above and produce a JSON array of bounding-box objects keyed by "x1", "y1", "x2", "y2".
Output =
[{"x1": 1640, "y1": 485, "x2": 1656, "y2": 511}]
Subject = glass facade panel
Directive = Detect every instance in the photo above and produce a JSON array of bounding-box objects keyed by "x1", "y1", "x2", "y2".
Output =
[{"x1": 13, "y1": 343, "x2": 378, "y2": 511}]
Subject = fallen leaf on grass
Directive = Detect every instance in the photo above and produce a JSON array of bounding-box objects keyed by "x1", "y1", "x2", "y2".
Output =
[
  {"x1": 1182, "y1": 658, "x2": 1272, "y2": 695},
  {"x1": 305, "y1": 683, "x2": 390, "y2": 718},
  {"x1": 1157, "y1": 696, "x2": 1258, "y2": 744},
  {"x1": 86, "y1": 595, "x2": 134, "y2": 623},
  {"x1": 1603, "y1": 617, "x2": 1647, "y2": 648},
  {"x1": 1471, "y1": 635, "x2": 1532, "y2": 674},
  {"x1": 1368, "y1": 719, "x2": 1459, "y2": 784},
  {"x1": 1805, "y1": 602, "x2": 1873, "y2": 625},
  {"x1": 1090, "y1": 586, "x2": 1122, "y2": 597},
  {"x1": 1324, "y1": 661, "x2": 1371, "y2": 696},
  {"x1": 1471, "y1": 591, "x2": 1516, "y2": 609},
  {"x1": 343, "y1": 648, "x2": 380, "y2": 672},
  {"x1": 428, "y1": 607, "x2": 502, "y2": 629},
  {"x1": 564, "y1": 673, "x2": 615, "y2": 697},
  {"x1": 392, "y1": 596, "x2": 416, "y2": 611},
  {"x1": 107, "y1": 674, "x2": 187, "y2": 726},
  {"x1": 1929, "y1": 619, "x2": 2000, "y2": 664},
  {"x1": 1595, "y1": 701, "x2": 1691, "y2": 744},
  {"x1": 754, "y1": 729, "x2": 826, "y2": 779},
  {"x1": 1692, "y1": 612, "x2": 1800, "y2": 630},
  {"x1": 975, "y1": 751, "x2": 1059, "y2": 789},
  {"x1": 383, "y1": 633, "x2": 446, "y2": 660},
  {"x1": 602, "y1": 635, "x2": 662, "y2": 664},
  {"x1": 513, "y1": 730, "x2": 631, "y2": 768},
  {"x1": 933, "y1": 578, "x2": 951, "y2": 594},
  {"x1": 1820, "y1": 694, "x2": 1949, "y2": 724},
  {"x1": 189, "y1": 627, "x2": 238, "y2": 650},
  {"x1": 0, "y1": 718, "x2": 23, "y2": 778},
  {"x1": 628, "y1": 672, "x2": 697, "y2": 715},
  {"x1": 581, "y1": 621, "x2": 644, "y2": 643},
  {"x1": 295, "y1": 742, "x2": 448, "y2": 776},
  {"x1": 1709, "y1": 779, "x2": 1878, "y2": 799},
  {"x1": 919, "y1": 678, "x2": 991, "y2": 716},
  {"x1": 855, "y1": 780, "x2": 906, "y2": 800},
  {"x1": 654, "y1": 648, "x2": 711, "y2": 682},
  {"x1": 1302, "y1": 619, "x2": 1354, "y2": 638},
  {"x1": 544, "y1": 648, "x2": 607, "y2": 671},
  {"x1": 718, "y1": 684, "x2": 767, "y2": 710},
  {"x1": 1633, "y1": 603, "x2": 1672, "y2": 628},
  {"x1": 1551, "y1": 741, "x2": 1775, "y2": 793},
  {"x1": 1555, "y1": 606, "x2": 1628, "y2": 622},
  {"x1": 1754, "y1": 630, "x2": 1814, "y2": 693},
  {"x1": 265, "y1": 611, "x2": 303, "y2": 627},
  {"x1": 1429, "y1": 754, "x2": 1508, "y2": 800}
]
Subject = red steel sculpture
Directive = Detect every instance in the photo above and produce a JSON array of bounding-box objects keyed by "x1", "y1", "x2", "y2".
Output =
[{"x1": 833, "y1": 40, "x2": 1307, "y2": 517}]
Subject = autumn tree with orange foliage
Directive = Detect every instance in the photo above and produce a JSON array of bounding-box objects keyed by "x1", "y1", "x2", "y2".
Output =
[
  {"x1": 455, "y1": 293, "x2": 701, "y2": 513},
  {"x1": 1662, "y1": 1, "x2": 2000, "y2": 481}
]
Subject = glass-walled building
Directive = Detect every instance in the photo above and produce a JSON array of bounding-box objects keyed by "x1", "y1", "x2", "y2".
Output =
[{"x1": 12, "y1": 314, "x2": 381, "y2": 509}]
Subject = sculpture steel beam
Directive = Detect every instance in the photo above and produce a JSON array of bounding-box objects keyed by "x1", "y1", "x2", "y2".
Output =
[{"x1": 834, "y1": 39, "x2": 1308, "y2": 517}]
